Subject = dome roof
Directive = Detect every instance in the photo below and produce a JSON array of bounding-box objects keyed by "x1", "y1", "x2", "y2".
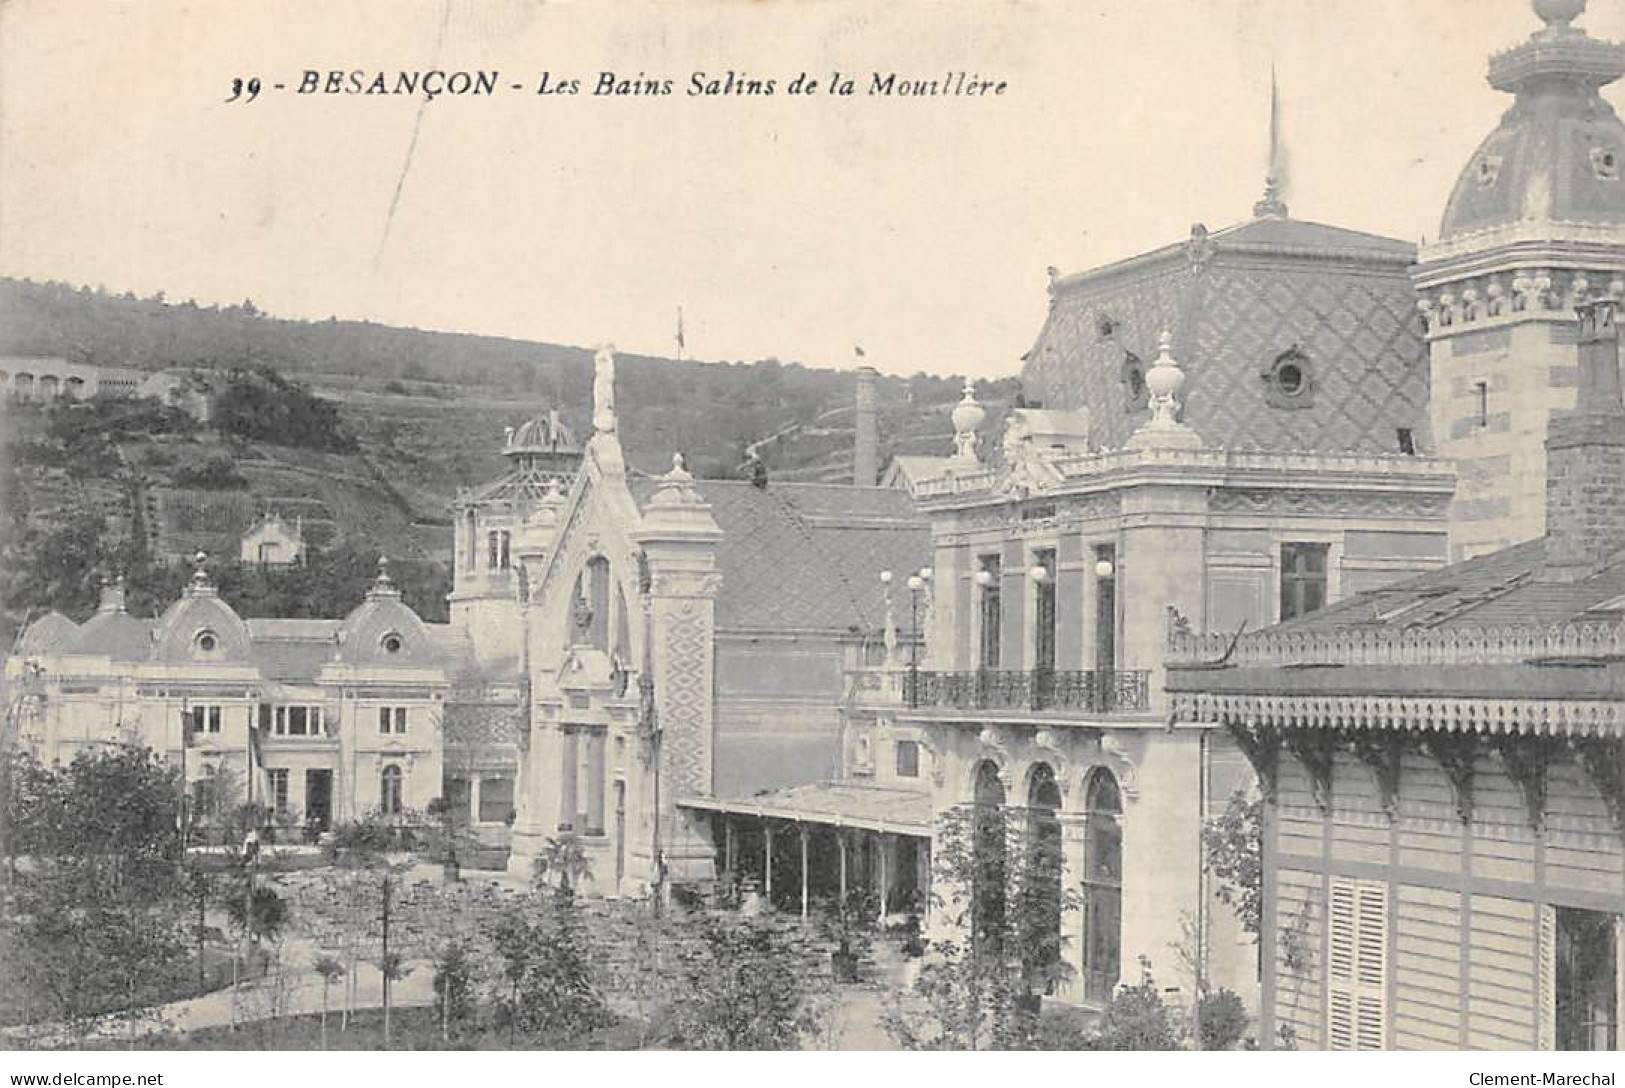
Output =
[
  {"x1": 150, "y1": 565, "x2": 253, "y2": 664},
  {"x1": 73, "y1": 611, "x2": 153, "y2": 662},
  {"x1": 333, "y1": 562, "x2": 437, "y2": 668},
  {"x1": 1440, "y1": 1, "x2": 1625, "y2": 241},
  {"x1": 18, "y1": 611, "x2": 78, "y2": 654},
  {"x1": 504, "y1": 409, "x2": 581, "y2": 459}
]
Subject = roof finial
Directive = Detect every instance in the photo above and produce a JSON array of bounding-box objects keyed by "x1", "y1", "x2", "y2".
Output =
[
  {"x1": 1533, "y1": 0, "x2": 1585, "y2": 31},
  {"x1": 187, "y1": 551, "x2": 214, "y2": 596},
  {"x1": 1253, "y1": 65, "x2": 1290, "y2": 219}
]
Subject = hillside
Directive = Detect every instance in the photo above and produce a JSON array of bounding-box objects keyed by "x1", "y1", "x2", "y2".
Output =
[{"x1": 0, "y1": 278, "x2": 1020, "y2": 642}]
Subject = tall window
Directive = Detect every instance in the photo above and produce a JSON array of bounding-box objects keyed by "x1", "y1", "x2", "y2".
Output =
[
  {"x1": 583, "y1": 729, "x2": 607, "y2": 835},
  {"x1": 558, "y1": 728, "x2": 579, "y2": 831},
  {"x1": 587, "y1": 557, "x2": 611, "y2": 651},
  {"x1": 1281, "y1": 542, "x2": 1330, "y2": 621},
  {"x1": 378, "y1": 706, "x2": 407, "y2": 734},
  {"x1": 465, "y1": 510, "x2": 477, "y2": 572},
  {"x1": 190, "y1": 705, "x2": 222, "y2": 735},
  {"x1": 268, "y1": 768, "x2": 289, "y2": 814},
  {"x1": 1094, "y1": 545, "x2": 1117, "y2": 675},
  {"x1": 1553, "y1": 906, "x2": 1620, "y2": 1051},
  {"x1": 1033, "y1": 549, "x2": 1056, "y2": 674},
  {"x1": 487, "y1": 530, "x2": 501, "y2": 571},
  {"x1": 380, "y1": 765, "x2": 403, "y2": 815},
  {"x1": 1025, "y1": 763, "x2": 1064, "y2": 995},
  {"x1": 978, "y1": 556, "x2": 1002, "y2": 669},
  {"x1": 1083, "y1": 767, "x2": 1123, "y2": 1004},
  {"x1": 895, "y1": 739, "x2": 920, "y2": 779},
  {"x1": 1327, "y1": 878, "x2": 1387, "y2": 1051},
  {"x1": 971, "y1": 760, "x2": 1007, "y2": 954},
  {"x1": 499, "y1": 530, "x2": 511, "y2": 570}
]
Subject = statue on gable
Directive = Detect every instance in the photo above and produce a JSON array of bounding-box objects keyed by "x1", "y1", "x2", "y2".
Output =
[{"x1": 592, "y1": 343, "x2": 617, "y2": 434}]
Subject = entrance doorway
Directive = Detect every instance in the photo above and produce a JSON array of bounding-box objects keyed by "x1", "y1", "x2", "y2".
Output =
[{"x1": 305, "y1": 769, "x2": 333, "y2": 832}]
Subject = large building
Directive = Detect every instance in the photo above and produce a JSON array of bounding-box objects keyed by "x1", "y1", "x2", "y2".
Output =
[
  {"x1": 1166, "y1": 297, "x2": 1625, "y2": 1051},
  {"x1": 7, "y1": 559, "x2": 449, "y2": 832}
]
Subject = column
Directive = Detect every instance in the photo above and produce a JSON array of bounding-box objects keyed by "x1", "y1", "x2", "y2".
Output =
[
  {"x1": 469, "y1": 776, "x2": 482, "y2": 827},
  {"x1": 800, "y1": 825, "x2": 810, "y2": 919},
  {"x1": 724, "y1": 817, "x2": 737, "y2": 875},
  {"x1": 877, "y1": 833, "x2": 890, "y2": 924},
  {"x1": 839, "y1": 831, "x2": 848, "y2": 902},
  {"x1": 764, "y1": 820, "x2": 774, "y2": 902}
]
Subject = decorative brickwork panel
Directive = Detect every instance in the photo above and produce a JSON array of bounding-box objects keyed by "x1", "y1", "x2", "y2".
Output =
[
  {"x1": 657, "y1": 597, "x2": 713, "y2": 796},
  {"x1": 1023, "y1": 254, "x2": 1427, "y2": 454}
]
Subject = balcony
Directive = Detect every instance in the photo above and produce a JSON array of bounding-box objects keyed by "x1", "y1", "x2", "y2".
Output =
[{"x1": 849, "y1": 667, "x2": 1151, "y2": 716}]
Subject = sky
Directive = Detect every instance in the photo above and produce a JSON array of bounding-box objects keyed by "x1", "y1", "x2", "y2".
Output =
[{"x1": 4, "y1": 0, "x2": 1625, "y2": 379}]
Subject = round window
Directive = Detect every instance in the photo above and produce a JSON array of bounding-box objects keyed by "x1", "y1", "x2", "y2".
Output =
[
  {"x1": 381, "y1": 633, "x2": 403, "y2": 654},
  {"x1": 1276, "y1": 362, "x2": 1304, "y2": 395},
  {"x1": 196, "y1": 630, "x2": 218, "y2": 653}
]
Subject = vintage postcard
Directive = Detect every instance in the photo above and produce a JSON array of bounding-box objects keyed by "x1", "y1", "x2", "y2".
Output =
[{"x1": 1, "y1": 0, "x2": 1622, "y2": 1071}]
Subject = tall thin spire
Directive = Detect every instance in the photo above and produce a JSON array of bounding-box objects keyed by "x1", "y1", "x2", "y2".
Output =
[{"x1": 1253, "y1": 64, "x2": 1289, "y2": 219}]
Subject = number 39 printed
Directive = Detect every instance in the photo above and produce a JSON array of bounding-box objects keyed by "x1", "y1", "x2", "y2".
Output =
[{"x1": 226, "y1": 77, "x2": 261, "y2": 102}]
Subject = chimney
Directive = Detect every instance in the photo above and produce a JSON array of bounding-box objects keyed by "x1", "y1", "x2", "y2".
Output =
[
  {"x1": 1544, "y1": 297, "x2": 1625, "y2": 576},
  {"x1": 98, "y1": 575, "x2": 127, "y2": 614},
  {"x1": 854, "y1": 365, "x2": 879, "y2": 486}
]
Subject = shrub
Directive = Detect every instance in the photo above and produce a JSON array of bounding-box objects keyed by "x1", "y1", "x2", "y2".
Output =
[{"x1": 1196, "y1": 988, "x2": 1249, "y2": 1050}]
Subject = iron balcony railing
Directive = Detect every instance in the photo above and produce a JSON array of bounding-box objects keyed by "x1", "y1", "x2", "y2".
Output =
[{"x1": 899, "y1": 668, "x2": 1151, "y2": 714}]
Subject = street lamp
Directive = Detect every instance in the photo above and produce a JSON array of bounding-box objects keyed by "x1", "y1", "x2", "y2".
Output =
[{"x1": 906, "y1": 573, "x2": 925, "y2": 708}]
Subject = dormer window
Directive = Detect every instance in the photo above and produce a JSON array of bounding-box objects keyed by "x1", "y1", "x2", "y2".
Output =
[{"x1": 1592, "y1": 145, "x2": 1619, "y2": 181}]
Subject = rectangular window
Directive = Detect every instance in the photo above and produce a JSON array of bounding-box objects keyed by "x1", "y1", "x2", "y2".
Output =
[
  {"x1": 1033, "y1": 548, "x2": 1056, "y2": 673},
  {"x1": 268, "y1": 768, "x2": 289, "y2": 814},
  {"x1": 479, "y1": 776, "x2": 515, "y2": 825},
  {"x1": 1280, "y1": 543, "x2": 1330, "y2": 621},
  {"x1": 394, "y1": 707, "x2": 407, "y2": 734},
  {"x1": 584, "y1": 730, "x2": 606, "y2": 835},
  {"x1": 379, "y1": 707, "x2": 391, "y2": 734},
  {"x1": 488, "y1": 530, "x2": 501, "y2": 571},
  {"x1": 288, "y1": 706, "x2": 308, "y2": 736},
  {"x1": 558, "y1": 729, "x2": 579, "y2": 831},
  {"x1": 1327, "y1": 878, "x2": 1387, "y2": 1051},
  {"x1": 310, "y1": 706, "x2": 324, "y2": 736},
  {"x1": 1552, "y1": 906, "x2": 1620, "y2": 1051},
  {"x1": 499, "y1": 530, "x2": 511, "y2": 570},
  {"x1": 895, "y1": 739, "x2": 920, "y2": 778},
  {"x1": 1094, "y1": 544, "x2": 1117, "y2": 675},
  {"x1": 274, "y1": 706, "x2": 287, "y2": 735},
  {"x1": 207, "y1": 706, "x2": 221, "y2": 733},
  {"x1": 258, "y1": 703, "x2": 272, "y2": 730},
  {"x1": 978, "y1": 556, "x2": 1002, "y2": 669}
]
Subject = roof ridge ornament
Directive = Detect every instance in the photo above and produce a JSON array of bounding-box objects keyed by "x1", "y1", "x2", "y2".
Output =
[
  {"x1": 186, "y1": 551, "x2": 216, "y2": 597},
  {"x1": 950, "y1": 379, "x2": 985, "y2": 465},
  {"x1": 592, "y1": 343, "x2": 618, "y2": 434},
  {"x1": 1252, "y1": 65, "x2": 1290, "y2": 219},
  {"x1": 369, "y1": 554, "x2": 402, "y2": 600}
]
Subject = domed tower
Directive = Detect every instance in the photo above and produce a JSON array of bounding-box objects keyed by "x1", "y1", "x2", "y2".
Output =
[
  {"x1": 1414, "y1": 0, "x2": 1625, "y2": 560},
  {"x1": 450, "y1": 409, "x2": 584, "y2": 668}
]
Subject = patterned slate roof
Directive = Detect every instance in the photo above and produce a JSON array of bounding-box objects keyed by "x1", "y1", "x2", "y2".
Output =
[
  {"x1": 17, "y1": 612, "x2": 79, "y2": 654},
  {"x1": 1271, "y1": 537, "x2": 1625, "y2": 634},
  {"x1": 72, "y1": 611, "x2": 155, "y2": 662},
  {"x1": 1022, "y1": 215, "x2": 1428, "y2": 455},
  {"x1": 630, "y1": 478, "x2": 931, "y2": 634}
]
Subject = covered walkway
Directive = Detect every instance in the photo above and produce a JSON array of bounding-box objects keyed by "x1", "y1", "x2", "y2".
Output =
[{"x1": 679, "y1": 783, "x2": 932, "y2": 923}]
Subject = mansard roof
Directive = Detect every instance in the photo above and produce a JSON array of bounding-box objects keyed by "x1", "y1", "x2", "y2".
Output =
[
  {"x1": 1022, "y1": 213, "x2": 1428, "y2": 456},
  {"x1": 629, "y1": 478, "x2": 931, "y2": 634}
]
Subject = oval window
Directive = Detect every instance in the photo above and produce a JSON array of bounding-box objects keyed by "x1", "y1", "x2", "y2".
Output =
[
  {"x1": 196, "y1": 630, "x2": 218, "y2": 653},
  {"x1": 381, "y1": 633, "x2": 404, "y2": 654},
  {"x1": 1276, "y1": 362, "x2": 1304, "y2": 395}
]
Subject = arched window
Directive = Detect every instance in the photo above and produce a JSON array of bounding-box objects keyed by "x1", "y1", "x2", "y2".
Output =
[
  {"x1": 587, "y1": 557, "x2": 611, "y2": 651},
  {"x1": 380, "y1": 765, "x2": 404, "y2": 816},
  {"x1": 972, "y1": 760, "x2": 1007, "y2": 953},
  {"x1": 1024, "y1": 763, "x2": 1064, "y2": 995},
  {"x1": 1082, "y1": 767, "x2": 1123, "y2": 1003}
]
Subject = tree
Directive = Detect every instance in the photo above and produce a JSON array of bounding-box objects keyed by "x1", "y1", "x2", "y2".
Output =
[
  {"x1": 1203, "y1": 789, "x2": 1262, "y2": 936},
  {"x1": 1, "y1": 745, "x2": 188, "y2": 1043},
  {"x1": 488, "y1": 890, "x2": 610, "y2": 1047},
  {"x1": 650, "y1": 908, "x2": 831, "y2": 1050},
  {"x1": 883, "y1": 801, "x2": 1077, "y2": 1050},
  {"x1": 313, "y1": 954, "x2": 345, "y2": 1049}
]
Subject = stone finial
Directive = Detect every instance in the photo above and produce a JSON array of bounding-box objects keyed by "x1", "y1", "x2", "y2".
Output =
[
  {"x1": 950, "y1": 379, "x2": 985, "y2": 464},
  {"x1": 1125, "y1": 331, "x2": 1203, "y2": 450},
  {"x1": 98, "y1": 573, "x2": 127, "y2": 614},
  {"x1": 1534, "y1": 0, "x2": 1585, "y2": 30},
  {"x1": 648, "y1": 452, "x2": 705, "y2": 508},
  {"x1": 369, "y1": 555, "x2": 402, "y2": 599},
  {"x1": 592, "y1": 343, "x2": 618, "y2": 434},
  {"x1": 187, "y1": 551, "x2": 215, "y2": 596}
]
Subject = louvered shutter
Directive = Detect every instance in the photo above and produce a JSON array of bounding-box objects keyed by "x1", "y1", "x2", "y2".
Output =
[
  {"x1": 1538, "y1": 903, "x2": 1556, "y2": 1051},
  {"x1": 1613, "y1": 914, "x2": 1623, "y2": 1053},
  {"x1": 1328, "y1": 878, "x2": 1387, "y2": 1050},
  {"x1": 1355, "y1": 883, "x2": 1388, "y2": 1051},
  {"x1": 1328, "y1": 881, "x2": 1357, "y2": 1050}
]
